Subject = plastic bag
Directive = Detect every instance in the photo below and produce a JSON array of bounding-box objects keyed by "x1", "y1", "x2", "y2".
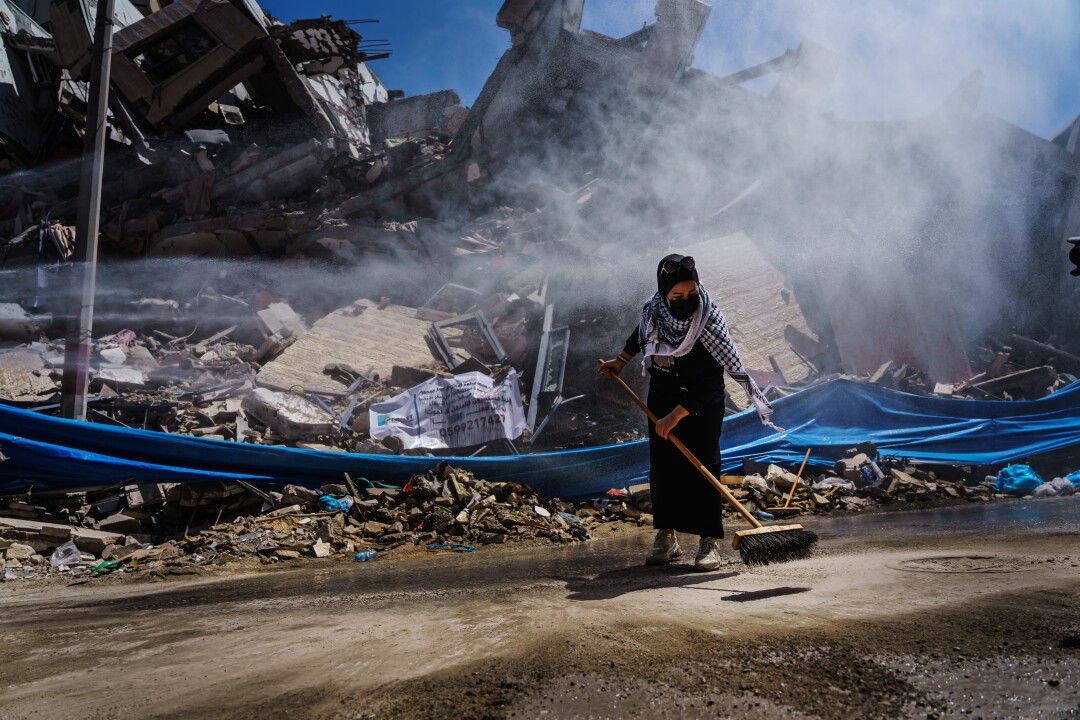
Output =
[
  {"x1": 1033, "y1": 482, "x2": 1059, "y2": 498},
  {"x1": 1064, "y1": 470, "x2": 1080, "y2": 488},
  {"x1": 1051, "y1": 477, "x2": 1078, "y2": 496},
  {"x1": 1033, "y1": 478, "x2": 1077, "y2": 498},
  {"x1": 995, "y1": 464, "x2": 1043, "y2": 496},
  {"x1": 317, "y1": 495, "x2": 354, "y2": 513},
  {"x1": 49, "y1": 540, "x2": 82, "y2": 567}
]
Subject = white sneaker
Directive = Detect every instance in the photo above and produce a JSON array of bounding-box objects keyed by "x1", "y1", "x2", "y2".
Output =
[
  {"x1": 645, "y1": 529, "x2": 682, "y2": 565},
  {"x1": 694, "y1": 536, "x2": 721, "y2": 572}
]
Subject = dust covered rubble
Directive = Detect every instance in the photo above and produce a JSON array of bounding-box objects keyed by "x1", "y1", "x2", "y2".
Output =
[
  {"x1": 1, "y1": 271, "x2": 1074, "y2": 456},
  {"x1": 1, "y1": 0, "x2": 1078, "y2": 446},
  {"x1": 0, "y1": 461, "x2": 651, "y2": 584},
  {"x1": 0, "y1": 257, "x2": 645, "y2": 451},
  {"x1": 729, "y1": 443, "x2": 1080, "y2": 518}
]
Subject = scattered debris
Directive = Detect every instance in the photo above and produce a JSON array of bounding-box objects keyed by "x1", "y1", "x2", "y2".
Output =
[
  {"x1": 0, "y1": 461, "x2": 653, "y2": 584},
  {"x1": 732, "y1": 446, "x2": 1079, "y2": 515},
  {"x1": 0, "y1": 0, "x2": 1078, "y2": 535}
]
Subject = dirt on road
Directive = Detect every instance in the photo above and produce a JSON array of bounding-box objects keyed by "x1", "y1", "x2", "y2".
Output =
[{"x1": 2, "y1": 498, "x2": 1079, "y2": 720}]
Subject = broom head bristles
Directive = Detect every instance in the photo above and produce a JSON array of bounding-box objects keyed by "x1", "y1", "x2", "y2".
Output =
[{"x1": 733, "y1": 524, "x2": 818, "y2": 566}]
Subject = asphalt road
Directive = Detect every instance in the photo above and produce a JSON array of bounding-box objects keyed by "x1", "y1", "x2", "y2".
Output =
[{"x1": 2, "y1": 497, "x2": 1079, "y2": 719}]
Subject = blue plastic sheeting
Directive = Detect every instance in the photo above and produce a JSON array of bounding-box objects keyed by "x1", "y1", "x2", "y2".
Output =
[
  {"x1": 1, "y1": 378, "x2": 1079, "y2": 498},
  {"x1": 0, "y1": 406, "x2": 648, "y2": 497}
]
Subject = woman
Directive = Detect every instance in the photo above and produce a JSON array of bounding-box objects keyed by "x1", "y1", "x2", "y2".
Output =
[{"x1": 599, "y1": 254, "x2": 778, "y2": 571}]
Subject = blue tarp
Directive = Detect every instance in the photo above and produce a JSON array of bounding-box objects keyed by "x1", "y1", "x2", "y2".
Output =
[{"x1": 1, "y1": 378, "x2": 1079, "y2": 498}]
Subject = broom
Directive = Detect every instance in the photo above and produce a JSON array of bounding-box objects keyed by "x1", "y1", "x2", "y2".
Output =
[{"x1": 603, "y1": 367, "x2": 818, "y2": 565}]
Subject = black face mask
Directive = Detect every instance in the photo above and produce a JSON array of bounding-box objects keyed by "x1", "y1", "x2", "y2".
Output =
[{"x1": 667, "y1": 293, "x2": 699, "y2": 320}]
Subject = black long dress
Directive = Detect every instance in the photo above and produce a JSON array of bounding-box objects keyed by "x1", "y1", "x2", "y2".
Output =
[{"x1": 622, "y1": 329, "x2": 726, "y2": 538}]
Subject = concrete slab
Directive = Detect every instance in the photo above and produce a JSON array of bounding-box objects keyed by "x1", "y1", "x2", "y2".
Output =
[
  {"x1": 0, "y1": 304, "x2": 47, "y2": 341},
  {"x1": 241, "y1": 388, "x2": 336, "y2": 440},
  {"x1": 254, "y1": 299, "x2": 440, "y2": 393},
  {"x1": 0, "y1": 347, "x2": 56, "y2": 401},
  {"x1": 683, "y1": 232, "x2": 817, "y2": 401}
]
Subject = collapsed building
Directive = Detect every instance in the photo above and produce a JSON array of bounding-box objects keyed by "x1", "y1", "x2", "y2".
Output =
[
  {"x1": 1, "y1": 0, "x2": 1080, "y2": 582},
  {"x1": 451, "y1": 0, "x2": 1080, "y2": 386},
  {"x1": 0, "y1": 0, "x2": 1078, "y2": 451}
]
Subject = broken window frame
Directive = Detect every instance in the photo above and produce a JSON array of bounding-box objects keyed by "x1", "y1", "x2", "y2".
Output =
[
  {"x1": 127, "y1": 21, "x2": 219, "y2": 86},
  {"x1": 25, "y1": 52, "x2": 53, "y2": 86},
  {"x1": 526, "y1": 304, "x2": 585, "y2": 443},
  {"x1": 427, "y1": 310, "x2": 509, "y2": 371},
  {"x1": 415, "y1": 282, "x2": 483, "y2": 322}
]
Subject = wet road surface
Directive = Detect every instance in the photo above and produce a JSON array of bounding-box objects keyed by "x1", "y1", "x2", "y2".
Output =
[{"x1": 2, "y1": 497, "x2": 1079, "y2": 719}]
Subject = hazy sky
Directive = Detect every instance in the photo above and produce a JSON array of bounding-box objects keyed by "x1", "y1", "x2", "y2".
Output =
[{"x1": 261, "y1": 0, "x2": 1080, "y2": 140}]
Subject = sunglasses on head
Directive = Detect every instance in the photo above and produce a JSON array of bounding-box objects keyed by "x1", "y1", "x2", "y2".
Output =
[{"x1": 660, "y1": 256, "x2": 695, "y2": 274}]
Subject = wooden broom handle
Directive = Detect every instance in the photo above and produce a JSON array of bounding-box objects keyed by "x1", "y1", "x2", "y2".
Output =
[
  {"x1": 783, "y1": 448, "x2": 812, "y2": 509},
  {"x1": 603, "y1": 366, "x2": 763, "y2": 530}
]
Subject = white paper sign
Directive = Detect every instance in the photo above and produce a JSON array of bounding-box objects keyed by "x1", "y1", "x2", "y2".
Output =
[{"x1": 369, "y1": 370, "x2": 526, "y2": 449}]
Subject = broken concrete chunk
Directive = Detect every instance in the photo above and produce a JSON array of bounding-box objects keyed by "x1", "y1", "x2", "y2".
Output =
[
  {"x1": 296, "y1": 442, "x2": 346, "y2": 453},
  {"x1": 98, "y1": 513, "x2": 144, "y2": 535},
  {"x1": 99, "y1": 347, "x2": 127, "y2": 365},
  {"x1": 241, "y1": 388, "x2": 336, "y2": 440},
  {"x1": 887, "y1": 469, "x2": 929, "y2": 496},
  {"x1": 0, "y1": 304, "x2": 49, "y2": 341},
  {"x1": 264, "y1": 504, "x2": 303, "y2": 518},
  {"x1": 765, "y1": 464, "x2": 804, "y2": 492},
  {"x1": 124, "y1": 346, "x2": 159, "y2": 371},
  {"x1": 93, "y1": 365, "x2": 147, "y2": 391},
  {"x1": 257, "y1": 303, "x2": 307, "y2": 340},
  {"x1": 367, "y1": 89, "x2": 464, "y2": 143},
  {"x1": 124, "y1": 483, "x2": 168, "y2": 510},
  {"x1": 71, "y1": 527, "x2": 125, "y2": 555},
  {"x1": 281, "y1": 485, "x2": 321, "y2": 507},
  {"x1": 4, "y1": 543, "x2": 35, "y2": 561},
  {"x1": 835, "y1": 454, "x2": 872, "y2": 483},
  {"x1": 353, "y1": 439, "x2": 393, "y2": 455}
]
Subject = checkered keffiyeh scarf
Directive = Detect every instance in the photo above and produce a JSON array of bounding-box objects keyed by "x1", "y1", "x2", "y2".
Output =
[{"x1": 638, "y1": 285, "x2": 780, "y2": 429}]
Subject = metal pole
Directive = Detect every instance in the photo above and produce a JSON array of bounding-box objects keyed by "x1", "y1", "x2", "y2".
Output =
[{"x1": 61, "y1": 0, "x2": 116, "y2": 421}]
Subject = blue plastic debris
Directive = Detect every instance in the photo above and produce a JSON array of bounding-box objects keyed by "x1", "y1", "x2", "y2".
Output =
[
  {"x1": 558, "y1": 511, "x2": 582, "y2": 525},
  {"x1": 425, "y1": 544, "x2": 476, "y2": 553},
  {"x1": 318, "y1": 495, "x2": 354, "y2": 513},
  {"x1": 995, "y1": 464, "x2": 1043, "y2": 496},
  {"x1": 1065, "y1": 470, "x2": 1080, "y2": 488}
]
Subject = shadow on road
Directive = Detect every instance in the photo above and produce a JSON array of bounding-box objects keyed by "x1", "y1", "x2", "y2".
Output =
[
  {"x1": 712, "y1": 586, "x2": 811, "y2": 602},
  {"x1": 565, "y1": 563, "x2": 740, "y2": 601}
]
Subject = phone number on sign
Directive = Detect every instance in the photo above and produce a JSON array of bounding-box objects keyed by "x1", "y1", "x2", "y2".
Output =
[{"x1": 438, "y1": 414, "x2": 506, "y2": 438}]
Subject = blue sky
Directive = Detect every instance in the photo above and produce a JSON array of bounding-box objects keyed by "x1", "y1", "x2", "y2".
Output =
[{"x1": 261, "y1": 0, "x2": 1080, "y2": 140}]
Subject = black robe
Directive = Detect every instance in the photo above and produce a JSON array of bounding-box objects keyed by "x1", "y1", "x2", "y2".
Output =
[{"x1": 623, "y1": 329, "x2": 726, "y2": 538}]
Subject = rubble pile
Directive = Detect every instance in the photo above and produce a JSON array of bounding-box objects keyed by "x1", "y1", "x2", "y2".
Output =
[
  {"x1": 0, "y1": 461, "x2": 649, "y2": 583},
  {"x1": 0, "y1": 0, "x2": 472, "y2": 251},
  {"x1": 732, "y1": 445, "x2": 1080, "y2": 516},
  {"x1": 849, "y1": 335, "x2": 1079, "y2": 402},
  {"x1": 0, "y1": 244, "x2": 647, "y2": 450},
  {"x1": 1, "y1": 0, "x2": 1078, "y2": 447},
  {"x1": 0, "y1": 0, "x2": 1077, "y2": 483}
]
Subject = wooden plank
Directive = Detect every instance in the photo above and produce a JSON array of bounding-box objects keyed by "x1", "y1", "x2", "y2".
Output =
[
  {"x1": 1009, "y1": 335, "x2": 1080, "y2": 374},
  {"x1": 971, "y1": 365, "x2": 1056, "y2": 396},
  {"x1": 985, "y1": 352, "x2": 1010, "y2": 379}
]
